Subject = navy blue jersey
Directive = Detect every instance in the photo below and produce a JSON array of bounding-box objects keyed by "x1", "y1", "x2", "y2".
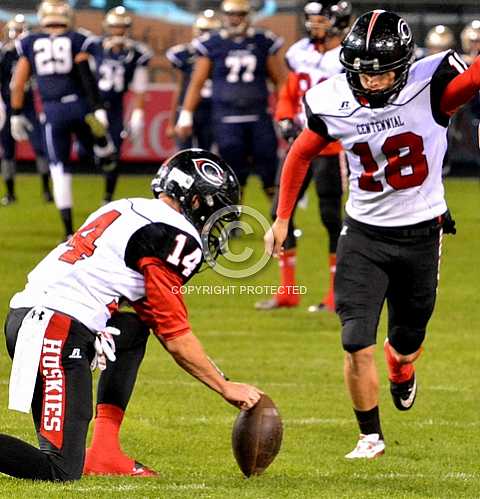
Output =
[
  {"x1": 166, "y1": 42, "x2": 196, "y2": 105},
  {"x1": 0, "y1": 41, "x2": 34, "y2": 108},
  {"x1": 193, "y1": 27, "x2": 283, "y2": 117},
  {"x1": 16, "y1": 30, "x2": 88, "y2": 102},
  {"x1": 84, "y1": 36, "x2": 152, "y2": 105}
]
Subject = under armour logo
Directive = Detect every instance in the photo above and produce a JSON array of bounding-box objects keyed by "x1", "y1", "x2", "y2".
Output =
[
  {"x1": 339, "y1": 101, "x2": 350, "y2": 110},
  {"x1": 31, "y1": 310, "x2": 45, "y2": 321},
  {"x1": 68, "y1": 348, "x2": 82, "y2": 359},
  {"x1": 340, "y1": 225, "x2": 348, "y2": 236}
]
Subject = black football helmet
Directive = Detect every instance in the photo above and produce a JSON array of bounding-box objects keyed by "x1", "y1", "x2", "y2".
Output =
[
  {"x1": 340, "y1": 10, "x2": 415, "y2": 107},
  {"x1": 304, "y1": 2, "x2": 351, "y2": 40},
  {"x1": 151, "y1": 149, "x2": 240, "y2": 259}
]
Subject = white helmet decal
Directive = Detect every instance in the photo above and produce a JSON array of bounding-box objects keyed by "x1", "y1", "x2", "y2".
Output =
[{"x1": 192, "y1": 158, "x2": 225, "y2": 186}]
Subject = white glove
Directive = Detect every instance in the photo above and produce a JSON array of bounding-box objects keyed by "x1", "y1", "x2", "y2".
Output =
[
  {"x1": 94, "y1": 108, "x2": 109, "y2": 129},
  {"x1": 10, "y1": 114, "x2": 33, "y2": 141},
  {"x1": 128, "y1": 108, "x2": 144, "y2": 144},
  {"x1": 90, "y1": 326, "x2": 121, "y2": 371}
]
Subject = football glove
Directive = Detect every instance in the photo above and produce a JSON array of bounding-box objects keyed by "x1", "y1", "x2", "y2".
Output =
[
  {"x1": 10, "y1": 114, "x2": 33, "y2": 141},
  {"x1": 128, "y1": 108, "x2": 145, "y2": 145},
  {"x1": 442, "y1": 209, "x2": 457, "y2": 235},
  {"x1": 278, "y1": 118, "x2": 301, "y2": 143},
  {"x1": 85, "y1": 108, "x2": 109, "y2": 139},
  {"x1": 90, "y1": 326, "x2": 121, "y2": 371}
]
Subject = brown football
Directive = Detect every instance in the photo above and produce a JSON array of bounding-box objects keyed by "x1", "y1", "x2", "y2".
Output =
[{"x1": 231, "y1": 394, "x2": 283, "y2": 477}]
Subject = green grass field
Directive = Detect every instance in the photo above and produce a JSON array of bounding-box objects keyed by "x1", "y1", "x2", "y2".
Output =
[{"x1": 0, "y1": 174, "x2": 479, "y2": 498}]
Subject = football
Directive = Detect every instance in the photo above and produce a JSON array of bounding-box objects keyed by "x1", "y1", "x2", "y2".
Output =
[{"x1": 231, "y1": 393, "x2": 283, "y2": 477}]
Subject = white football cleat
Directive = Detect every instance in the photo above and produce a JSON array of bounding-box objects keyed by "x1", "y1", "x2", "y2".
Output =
[{"x1": 345, "y1": 433, "x2": 385, "y2": 459}]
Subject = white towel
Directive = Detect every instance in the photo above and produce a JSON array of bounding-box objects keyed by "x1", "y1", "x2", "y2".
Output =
[{"x1": 9, "y1": 307, "x2": 54, "y2": 413}]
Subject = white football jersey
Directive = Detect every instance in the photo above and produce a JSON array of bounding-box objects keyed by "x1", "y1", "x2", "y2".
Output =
[
  {"x1": 304, "y1": 50, "x2": 466, "y2": 226},
  {"x1": 10, "y1": 198, "x2": 202, "y2": 332},
  {"x1": 285, "y1": 38, "x2": 343, "y2": 88}
]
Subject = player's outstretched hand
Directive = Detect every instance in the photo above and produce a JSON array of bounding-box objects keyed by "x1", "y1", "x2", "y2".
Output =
[
  {"x1": 264, "y1": 218, "x2": 289, "y2": 258},
  {"x1": 221, "y1": 382, "x2": 263, "y2": 411}
]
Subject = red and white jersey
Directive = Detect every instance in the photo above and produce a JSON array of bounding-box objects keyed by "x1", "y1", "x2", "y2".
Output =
[
  {"x1": 304, "y1": 50, "x2": 466, "y2": 226},
  {"x1": 285, "y1": 38, "x2": 343, "y2": 90},
  {"x1": 11, "y1": 198, "x2": 202, "y2": 334}
]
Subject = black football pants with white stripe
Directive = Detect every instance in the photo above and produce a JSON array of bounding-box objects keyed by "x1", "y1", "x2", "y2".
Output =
[{"x1": 0, "y1": 309, "x2": 148, "y2": 481}]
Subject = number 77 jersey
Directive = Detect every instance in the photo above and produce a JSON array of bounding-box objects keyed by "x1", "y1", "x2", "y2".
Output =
[{"x1": 304, "y1": 50, "x2": 466, "y2": 227}]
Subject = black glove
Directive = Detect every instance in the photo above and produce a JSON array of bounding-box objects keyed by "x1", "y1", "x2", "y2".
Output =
[
  {"x1": 278, "y1": 119, "x2": 301, "y2": 143},
  {"x1": 442, "y1": 209, "x2": 457, "y2": 235}
]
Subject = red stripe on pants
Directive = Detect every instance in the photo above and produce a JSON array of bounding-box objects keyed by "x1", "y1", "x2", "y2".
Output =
[{"x1": 39, "y1": 313, "x2": 71, "y2": 450}]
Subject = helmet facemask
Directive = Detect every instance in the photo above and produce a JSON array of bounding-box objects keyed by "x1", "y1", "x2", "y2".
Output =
[{"x1": 151, "y1": 149, "x2": 241, "y2": 263}]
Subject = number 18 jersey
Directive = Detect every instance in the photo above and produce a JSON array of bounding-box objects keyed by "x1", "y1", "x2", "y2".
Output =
[{"x1": 304, "y1": 50, "x2": 465, "y2": 226}]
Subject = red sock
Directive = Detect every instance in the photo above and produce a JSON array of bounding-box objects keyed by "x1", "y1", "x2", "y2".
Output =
[
  {"x1": 275, "y1": 249, "x2": 299, "y2": 306},
  {"x1": 321, "y1": 253, "x2": 336, "y2": 309},
  {"x1": 84, "y1": 403, "x2": 135, "y2": 474},
  {"x1": 384, "y1": 341, "x2": 414, "y2": 384}
]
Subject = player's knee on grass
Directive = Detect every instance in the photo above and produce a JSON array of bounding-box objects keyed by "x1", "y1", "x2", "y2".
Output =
[
  {"x1": 341, "y1": 319, "x2": 376, "y2": 353},
  {"x1": 388, "y1": 326, "x2": 425, "y2": 356}
]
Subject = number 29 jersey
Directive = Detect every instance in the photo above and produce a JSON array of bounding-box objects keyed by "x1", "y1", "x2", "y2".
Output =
[
  {"x1": 16, "y1": 30, "x2": 88, "y2": 102},
  {"x1": 10, "y1": 198, "x2": 203, "y2": 333},
  {"x1": 304, "y1": 50, "x2": 465, "y2": 227}
]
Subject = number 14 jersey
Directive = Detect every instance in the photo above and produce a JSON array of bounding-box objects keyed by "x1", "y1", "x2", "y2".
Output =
[
  {"x1": 304, "y1": 50, "x2": 466, "y2": 227},
  {"x1": 10, "y1": 199, "x2": 203, "y2": 333}
]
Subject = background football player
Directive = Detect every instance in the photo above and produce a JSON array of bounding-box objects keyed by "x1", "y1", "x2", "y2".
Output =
[
  {"x1": 461, "y1": 20, "x2": 480, "y2": 63},
  {"x1": 266, "y1": 10, "x2": 475, "y2": 459},
  {"x1": 0, "y1": 14, "x2": 52, "y2": 206},
  {"x1": 166, "y1": 10, "x2": 221, "y2": 152},
  {"x1": 1, "y1": 148, "x2": 262, "y2": 481},
  {"x1": 84, "y1": 6, "x2": 152, "y2": 204},
  {"x1": 11, "y1": 0, "x2": 113, "y2": 239},
  {"x1": 256, "y1": 1, "x2": 351, "y2": 311},
  {"x1": 175, "y1": 0, "x2": 284, "y2": 199}
]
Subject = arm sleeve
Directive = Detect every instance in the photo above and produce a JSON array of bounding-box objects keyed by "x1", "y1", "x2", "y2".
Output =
[
  {"x1": 276, "y1": 128, "x2": 329, "y2": 219},
  {"x1": 275, "y1": 72, "x2": 300, "y2": 121},
  {"x1": 439, "y1": 55, "x2": 480, "y2": 118},
  {"x1": 132, "y1": 257, "x2": 191, "y2": 341}
]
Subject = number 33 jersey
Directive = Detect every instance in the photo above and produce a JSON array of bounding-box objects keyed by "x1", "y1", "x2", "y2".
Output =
[
  {"x1": 304, "y1": 50, "x2": 466, "y2": 226},
  {"x1": 16, "y1": 31, "x2": 88, "y2": 102},
  {"x1": 10, "y1": 199, "x2": 203, "y2": 334}
]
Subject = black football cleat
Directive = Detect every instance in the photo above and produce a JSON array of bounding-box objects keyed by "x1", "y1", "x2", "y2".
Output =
[{"x1": 390, "y1": 372, "x2": 417, "y2": 411}]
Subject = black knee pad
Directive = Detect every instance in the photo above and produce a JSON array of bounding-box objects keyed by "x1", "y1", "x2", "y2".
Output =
[
  {"x1": 341, "y1": 319, "x2": 376, "y2": 353},
  {"x1": 388, "y1": 326, "x2": 425, "y2": 356},
  {"x1": 319, "y1": 196, "x2": 342, "y2": 253}
]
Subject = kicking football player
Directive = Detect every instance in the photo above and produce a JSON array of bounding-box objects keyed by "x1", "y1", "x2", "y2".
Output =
[
  {"x1": 0, "y1": 14, "x2": 53, "y2": 206},
  {"x1": 10, "y1": 0, "x2": 113, "y2": 239},
  {"x1": 265, "y1": 10, "x2": 475, "y2": 458},
  {"x1": 175, "y1": 0, "x2": 284, "y2": 199},
  {"x1": 256, "y1": 1, "x2": 351, "y2": 311},
  {"x1": 83, "y1": 6, "x2": 152, "y2": 204},
  {"x1": 166, "y1": 10, "x2": 221, "y2": 151},
  {"x1": 1, "y1": 148, "x2": 262, "y2": 481}
]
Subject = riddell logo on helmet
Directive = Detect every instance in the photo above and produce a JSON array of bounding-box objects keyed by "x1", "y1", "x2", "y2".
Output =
[{"x1": 192, "y1": 158, "x2": 225, "y2": 186}]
